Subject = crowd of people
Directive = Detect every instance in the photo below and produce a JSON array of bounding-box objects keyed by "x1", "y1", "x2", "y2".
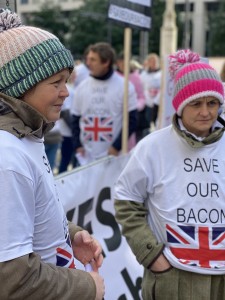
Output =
[{"x1": 43, "y1": 42, "x2": 162, "y2": 173}]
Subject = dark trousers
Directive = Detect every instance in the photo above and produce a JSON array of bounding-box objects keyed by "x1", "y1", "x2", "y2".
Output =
[{"x1": 58, "y1": 136, "x2": 77, "y2": 173}]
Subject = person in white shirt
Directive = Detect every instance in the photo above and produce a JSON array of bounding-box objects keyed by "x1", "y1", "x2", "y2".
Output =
[
  {"x1": 71, "y1": 42, "x2": 137, "y2": 165},
  {"x1": 58, "y1": 63, "x2": 90, "y2": 173},
  {"x1": 0, "y1": 9, "x2": 104, "y2": 300},
  {"x1": 140, "y1": 53, "x2": 162, "y2": 131},
  {"x1": 114, "y1": 49, "x2": 225, "y2": 300}
]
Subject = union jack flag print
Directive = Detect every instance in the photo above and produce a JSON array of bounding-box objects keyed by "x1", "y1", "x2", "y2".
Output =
[
  {"x1": 56, "y1": 247, "x2": 75, "y2": 269},
  {"x1": 166, "y1": 224, "x2": 225, "y2": 268},
  {"x1": 83, "y1": 116, "x2": 113, "y2": 142}
]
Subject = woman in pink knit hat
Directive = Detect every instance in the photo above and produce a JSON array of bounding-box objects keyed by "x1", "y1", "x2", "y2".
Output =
[{"x1": 114, "y1": 49, "x2": 225, "y2": 300}]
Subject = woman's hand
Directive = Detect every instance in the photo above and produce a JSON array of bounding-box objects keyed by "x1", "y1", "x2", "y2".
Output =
[
  {"x1": 150, "y1": 254, "x2": 171, "y2": 272},
  {"x1": 72, "y1": 230, "x2": 103, "y2": 271}
]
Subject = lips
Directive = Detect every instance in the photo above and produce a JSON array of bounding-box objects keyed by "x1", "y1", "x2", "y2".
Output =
[{"x1": 53, "y1": 104, "x2": 63, "y2": 111}]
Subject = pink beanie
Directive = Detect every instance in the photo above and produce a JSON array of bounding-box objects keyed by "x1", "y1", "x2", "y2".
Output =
[{"x1": 169, "y1": 49, "x2": 224, "y2": 116}]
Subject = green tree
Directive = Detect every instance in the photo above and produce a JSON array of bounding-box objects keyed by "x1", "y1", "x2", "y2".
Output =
[
  {"x1": 68, "y1": 0, "x2": 134, "y2": 58},
  {"x1": 147, "y1": 0, "x2": 165, "y2": 54},
  {"x1": 207, "y1": 0, "x2": 225, "y2": 56},
  {"x1": 25, "y1": 2, "x2": 69, "y2": 45},
  {"x1": 68, "y1": 0, "x2": 166, "y2": 59}
]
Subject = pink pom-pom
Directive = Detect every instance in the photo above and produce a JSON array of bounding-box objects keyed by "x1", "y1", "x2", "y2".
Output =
[{"x1": 169, "y1": 49, "x2": 200, "y2": 78}]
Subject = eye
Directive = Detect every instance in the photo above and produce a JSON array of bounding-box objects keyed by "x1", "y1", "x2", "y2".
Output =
[
  {"x1": 52, "y1": 80, "x2": 60, "y2": 85},
  {"x1": 208, "y1": 100, "x2": 219, "y2": 107},
  {"x1": 189, "y1": 101, "x2": 201, "y2": 107}
]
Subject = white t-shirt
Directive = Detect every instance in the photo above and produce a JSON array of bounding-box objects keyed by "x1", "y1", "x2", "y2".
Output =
[
  {"x1": 140, "y1": 69, "x2": 161, "y2": 107},
  {"x1": 71, "y1": 72, "x2": 137, "y2": 161},
  {"x1": 115, "y1": 125, "x2": 225, "y2": 274},
  {"x1": 0, "y1": 131, "x2": 75, "y2": 268},
  {"x1": 74, "y1": 63, "x2": 90, "y2": 88}
]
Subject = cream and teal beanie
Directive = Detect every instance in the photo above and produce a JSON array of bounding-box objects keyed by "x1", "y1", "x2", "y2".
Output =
[{"x1": 0, "y1": 9, "x2": 74, "y2": 98}]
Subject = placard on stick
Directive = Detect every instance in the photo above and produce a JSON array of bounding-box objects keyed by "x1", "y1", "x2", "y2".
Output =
[{"x1": 0, "y1": 0, "x2": 17, "y2": 12}]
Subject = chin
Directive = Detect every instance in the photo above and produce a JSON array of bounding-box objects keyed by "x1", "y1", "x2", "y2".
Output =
[{"x1": 47, "y1": 115, "x2": 60, "y2": 123}]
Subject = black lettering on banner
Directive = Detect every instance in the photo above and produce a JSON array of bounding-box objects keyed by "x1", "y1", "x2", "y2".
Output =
[
  {"x1": 96, "y1": 187, "x2": 121, "y2": 251},
  {"x1": 66, "y1": 208, "x2": 76, "y2": 222},
  {"x1": 77, "y1": 198, "x2": 94, "y2": 234},
  {"x1": 118, "y1": 268, "x2": 142, "y2": 300}
]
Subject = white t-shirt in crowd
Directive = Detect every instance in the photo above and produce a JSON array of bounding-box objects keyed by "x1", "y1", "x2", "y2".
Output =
[{"x1": 140, "y1": 69, "x2": 161, "y2": 107}]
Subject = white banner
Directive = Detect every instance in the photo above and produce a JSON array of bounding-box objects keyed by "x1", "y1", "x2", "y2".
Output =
[{"x1": 55, "y1": 155, "x2": 143, "y2": 300}]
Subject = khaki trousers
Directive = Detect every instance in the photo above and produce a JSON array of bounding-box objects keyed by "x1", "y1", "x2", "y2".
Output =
[{"x1": 142, "y1": 267, "x2": 225, "y2": 300}]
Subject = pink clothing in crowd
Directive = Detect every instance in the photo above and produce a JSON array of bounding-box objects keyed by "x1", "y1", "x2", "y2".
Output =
[
  {"x1": 117, "y1": 70, "x2": 146, "y2": 150},
  {"x1": 129, "y1": 70, "x2": 146, "y2": 112}
]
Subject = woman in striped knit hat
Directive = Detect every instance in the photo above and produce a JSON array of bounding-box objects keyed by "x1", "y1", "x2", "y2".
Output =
[
  {"x1": 114, "y1": 49, "x2": 225, "y2": 300},
  {"x1": 0, "y1": 9, "x2": 104, "y2": 300}
]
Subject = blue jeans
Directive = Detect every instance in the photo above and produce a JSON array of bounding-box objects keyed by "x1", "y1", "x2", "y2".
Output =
[{"x1": 58, "y1": 136, "x2": 78, "y2": 173}]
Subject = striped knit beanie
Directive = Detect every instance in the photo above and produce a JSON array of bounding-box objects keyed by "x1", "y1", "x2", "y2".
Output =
[
  {"x1": 169, "y1": 49, "x2": 224, "y2": 116},
  {"x1": 0, "y1": 9, "x2": 74, "y2": 98}
]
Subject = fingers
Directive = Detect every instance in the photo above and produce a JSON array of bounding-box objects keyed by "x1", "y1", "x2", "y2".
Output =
[
  {"x1": 90, "y1": 259, "x2": 99, "y2": 272},
  {"x1": 94, "y1": 252, "x2": 103, "y2": 268}
]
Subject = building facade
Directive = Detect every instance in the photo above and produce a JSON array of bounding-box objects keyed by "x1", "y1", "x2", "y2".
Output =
[
  {"x1": 16, "y1": 0, "x2": 84, "y2": 15},
  {"x1": 175, "y1": 0, "x2": 218, "y2": 55}
]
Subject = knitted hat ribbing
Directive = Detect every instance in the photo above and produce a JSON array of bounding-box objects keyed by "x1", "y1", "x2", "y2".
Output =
[
  {"x1": 0, "y1": 9, "x2": 74, "y2": 98},
  {"x1": 169, "y1": 49, "x2": 224, "y2": 116}
]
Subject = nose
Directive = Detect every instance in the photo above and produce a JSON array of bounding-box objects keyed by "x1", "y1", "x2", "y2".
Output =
[
  {"x1": 199, "y1": 103, "x2": 210, "y2": 116},
  {"x1": 61, "y1": 84, "x2": 69, "y2": 98},
  {"x1": 86, "y1": 60, "x2": 90, "y2": 68}
]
